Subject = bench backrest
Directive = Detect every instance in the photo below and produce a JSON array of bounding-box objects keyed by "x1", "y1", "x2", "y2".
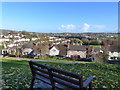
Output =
[
  {"x1": 50, "y1": 66, "x2": 83, "y2": 89},
  {"x1": 29, "y1": 61, "x2": 83, "y2": 89},
  {"x1": 29, "y1": 61, "x2": 52, "y2": 85}
]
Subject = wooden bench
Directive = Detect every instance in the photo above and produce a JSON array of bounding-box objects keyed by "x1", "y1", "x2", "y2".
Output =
[{"x1": 29, "y1": 61, "x2": 95, "y2": 90}]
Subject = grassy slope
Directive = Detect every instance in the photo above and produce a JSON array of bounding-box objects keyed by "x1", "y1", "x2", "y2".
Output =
[
  {"x1": 90, "y1": 45, "x2": 101, "y2": 48},
  {"x1": 0, "y1": 46, "x2": 4, "y2": 51},
  {"x1": 1, "y1": 59, "x2": 120, "y2": 89}
]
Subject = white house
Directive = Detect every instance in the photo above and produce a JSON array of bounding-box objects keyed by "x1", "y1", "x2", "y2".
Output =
[
  {"x1": 108, "y1": 46, "x2": 120, "y2": 60},
  {"x1": 49, "y1": 44, "x2": 67, "y2": 56},
  {"x1": 67, "y1": 45, "x2": 86, "y2": 58},
  {"x1": 1, "y1": 49, "x2": 8, "y2": 55},
  {"x1": 21, "y1": 43, "x2": 35, "y2": 55},
  {"x1": 22, "y1": 48, "x2": 33, "y2": 55},
  {"x1": 49, "y1": 46, "x2": 59, "y2": 56}
]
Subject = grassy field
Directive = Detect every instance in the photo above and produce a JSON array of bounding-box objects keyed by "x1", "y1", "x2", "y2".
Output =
[
  {"x1": 0, "y1": 46, "x2": 4, "y2": 51},
  {"x1": 90, "y1": 45, "x2": 101, "y2": 48},
  {"x1": 1, "y1": 59, "x2": 120, "y2": 89}
]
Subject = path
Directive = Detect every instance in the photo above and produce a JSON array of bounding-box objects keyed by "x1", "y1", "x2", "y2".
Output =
[{"x1": 1, "y1": 57, "x2": 90, "y2": 64}]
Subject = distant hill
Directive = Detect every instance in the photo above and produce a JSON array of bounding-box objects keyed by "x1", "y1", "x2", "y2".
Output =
[{"x1": 0, "y1": 29, "x2": 16, "y2": 34}]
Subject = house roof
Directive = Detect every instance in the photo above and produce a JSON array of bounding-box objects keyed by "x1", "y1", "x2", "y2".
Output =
[
  {"x1": 56, "y1": 44, "x2": 67, "y2": 55},
  {"x1": 109, "y1": 46, "x2": 120, "y2": 52},
  {"x1": 34, "y1": 47, "x2": 41, "y2": 54},
  {"x1": 50, "y1": 44, "x2": 67, "y2": 56},
  {"x1": 112, "y1": 40, "x2": 120, "y2": 46},
  {"x1": 68, "y1": 45, "x2": 86, "y2": 51},
  {"x1": 93, "y1": 48, "x2": 101, "y2": 52},
  {"x1": 23, "y1": 48, "x2": 33, "y2": 53},
  {"x1": 22, "y1": 43, "x2": 35, "y2": 49}
]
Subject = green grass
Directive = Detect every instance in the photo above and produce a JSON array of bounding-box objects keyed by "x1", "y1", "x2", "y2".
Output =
[
  {"x1": 43, "y1": 57, "x2": 91, "y2": 63},
  {"x1": 1, "y1": 59, "x2": 120, "y2": 89},
  {"x1": 0, "y1": 45, "x2": 4, "y2": 51},
  {"x1": 90, "y1": 45, "x2": 101, "y2": 48}
]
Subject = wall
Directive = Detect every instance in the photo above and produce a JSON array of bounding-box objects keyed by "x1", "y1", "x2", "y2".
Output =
[
  {"x1": 108, "y1": 51, "x2": 120, "y2": 60},
  {"x1": 67, "y1": 50, "x2": 86, "y2": 58},
  {"x1": 49, "y1": 47, "x2": 59, "y2": 56}
]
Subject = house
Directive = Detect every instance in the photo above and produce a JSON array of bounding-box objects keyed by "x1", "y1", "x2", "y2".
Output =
[
  {"x1": 67, "y1": 45, "x2": 86, "y2": 58},
  {"x1": 92, "y1": 47, "x2": 103, "y2": 55},
  {"x1": 22, "y1": 42, "x2": 49, "y2": 58},
  {"x1": 1, "y1": 49, "x2": 8, "y2": 56},
  {"x1": 8, "y1": 47, "x2": 17, "y2": 55},
  {"x1": 1, "y1": 47, "x2": 17, "y2": 56},
  {"x1": 21, "y1": 43, "x2": 35, "y2": 56},
  {"x1": 34, "y1": 42, "x2": 49, "y2": 58},
  {"x1": 49, "y1": 44, "x2": 67, "y2": 56},
  {"x1": 108, "y1": 46, "x2": 120, "y2": 60},
  {"x1": 22, "y1": 48, "x2": 33, "y2": 55}
]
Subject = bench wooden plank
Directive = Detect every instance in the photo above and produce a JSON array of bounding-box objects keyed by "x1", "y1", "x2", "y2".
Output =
[
  {"x1": 52, "y1": 72, "x2": 79, "y2": 85},
  {"x1": 33, "y1": 66, "x2": 49, "y2": 74},
  {"x1": 29, "y1": 61, "x2": 49, "y2": 69},
  {"x1": 35, "y1": 76, "x2": 51, "y2": 85},
  {"x1": 53, "y1": 77, "x2": 80, "y2": 89},
  {"x1": 50, "y1": 67, "x2": 82, "y2": 79},
  {"x1": 83, "y1": 76, "x2": 95, "y2": 88}
]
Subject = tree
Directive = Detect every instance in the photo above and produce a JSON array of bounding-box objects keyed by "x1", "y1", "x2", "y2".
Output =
[
  {"x1": 102, "y1": 39, "x2": 114, "y2": 46},
  {"x1": 81, "y1": 38, "x2": 90, "y2": 45},
  {"x1": 70, "y1": 38, "x2": 83, "y2": 45},
  {"x1": 90, "y1": 40, "x2": 102, "y2": 45},
  {"x1": 96, "y1": 53, "x2": 109, "y2": 63}
]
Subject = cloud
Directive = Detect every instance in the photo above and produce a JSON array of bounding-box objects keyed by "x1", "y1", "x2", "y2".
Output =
[
  {"x1": 58, "y1": 23, "x2": 107, "y2": 33},
  {"x1": 91, "y1": 25, "x2": 106, "y2": 30},
  {"x1": 81, "y1": 24, "x2": 106, "y2": 32},
  {"x1": 58, "y1": 24, "x2": 76, "y2": 32},
  {"x1": 82, "y1": 23, "x2": 90, "y2": 32}
]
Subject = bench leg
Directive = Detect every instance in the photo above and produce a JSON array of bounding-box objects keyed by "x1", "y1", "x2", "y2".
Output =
[
  {"x1": 52, "y1": 87, "x2": 55, "y2": 90},
  {"x1": 30, "y1": 78, "x2": 35, "y2": 90},
  {"x1": 89, "y1": 82, "x2": 92, "y2": 90}
]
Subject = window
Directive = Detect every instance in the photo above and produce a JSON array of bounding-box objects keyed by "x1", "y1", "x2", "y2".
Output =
[
  {"x1": 53, "y1": 49, "x2": 56, "y2": 52},
  {"x1": 111, "y1": 51, "x2": 114, "y2": 53},
  {"x1": 111, "y1": 57, "x2": 114, "y2": 59}
]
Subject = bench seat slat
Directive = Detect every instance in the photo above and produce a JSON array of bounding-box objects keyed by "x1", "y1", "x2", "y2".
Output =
[
  {"x1": 53, "y1": 77, "x2": 80, "y2": 89},
  {"x1": 35, "y1": 76, "x2": 51, "y2": 85},
  {"x1": 55, "y1": 83, "x2": 72, "y2": 90}
]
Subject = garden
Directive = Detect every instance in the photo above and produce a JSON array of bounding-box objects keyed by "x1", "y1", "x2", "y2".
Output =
[{"x1": 1, "y1": 59, "x2": 120, "y2": 89}]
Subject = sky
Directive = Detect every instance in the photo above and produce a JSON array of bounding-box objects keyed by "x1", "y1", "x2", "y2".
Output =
[{"x1": 1, "y1": 2, "x2": 118, "y2": 33}]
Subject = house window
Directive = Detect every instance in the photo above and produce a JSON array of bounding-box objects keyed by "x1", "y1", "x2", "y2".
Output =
[
  {"x1": 111, "y1": 51, "x2": 114, "y2": 53},
  {"x1": 53, "y1": 49, "x2": 56, "y2": 52},
  {"x1": 111, "y1": 57, "x2": 116, "y2": 60},
  {"x1": 3, "y1": 51, "x2": 7, "y2": 54},
  {"x1": 110, "y1": 57, "x2": 114, "y2": 59},
  {"x1": 78, "y1": 55, "x2": 80, "y2": 59}
]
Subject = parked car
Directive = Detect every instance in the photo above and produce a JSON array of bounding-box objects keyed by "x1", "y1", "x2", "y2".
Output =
[{"x1": 78, "y1": 57, "x2": 95, "y2": 62}]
